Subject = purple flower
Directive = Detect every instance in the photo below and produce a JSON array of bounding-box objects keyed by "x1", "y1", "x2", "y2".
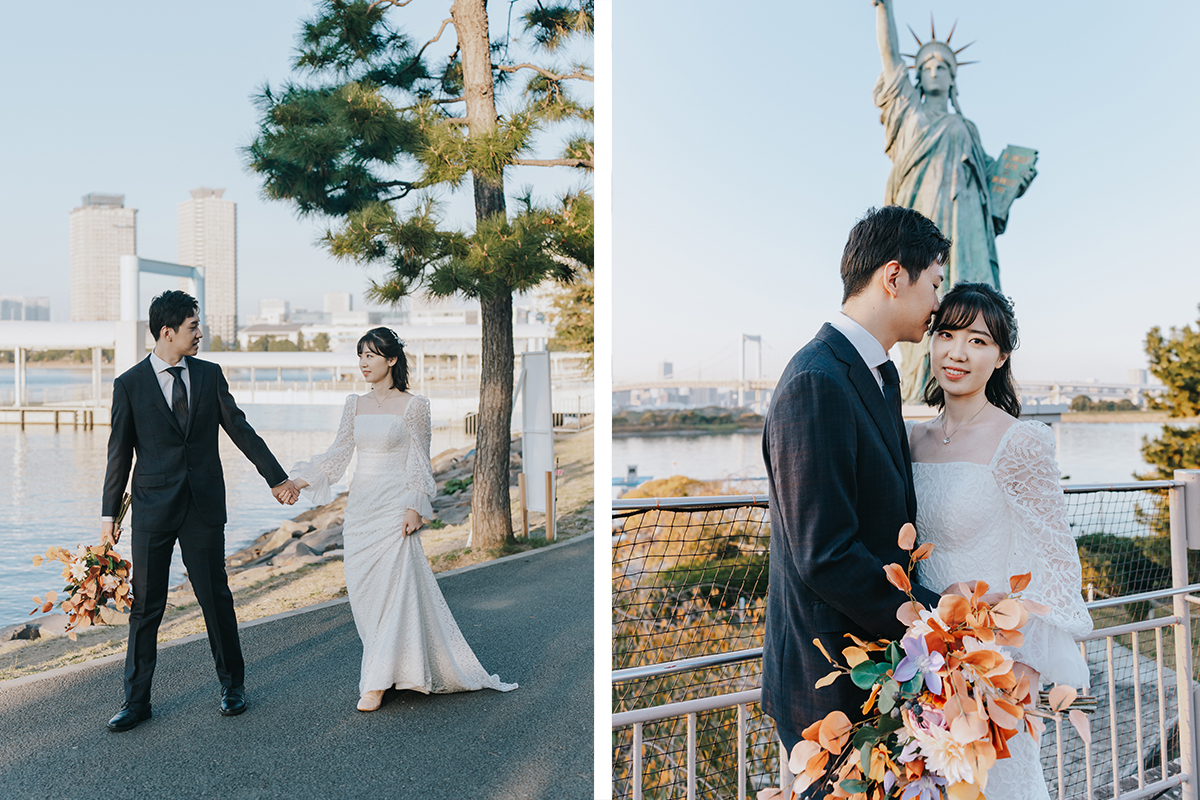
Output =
[
  {"x1": 893, "y1": 636, "x2": 944, "y2": 695},
  {"x1": 901, "y1": 773, "x2": 947, "y2": 800}
]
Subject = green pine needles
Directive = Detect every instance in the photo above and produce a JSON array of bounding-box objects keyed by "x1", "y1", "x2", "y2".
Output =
[{"x1": 245, "y1": 0, "x2": 593, "y2": 547}]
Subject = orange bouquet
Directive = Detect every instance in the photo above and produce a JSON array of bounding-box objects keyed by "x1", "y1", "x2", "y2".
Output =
[
  {"x1": 778, "y1": 523, "x2": 1090, "y2": 800},
  {"x1": 31, "y1": 492, "x2": 133, "y2": 641}
]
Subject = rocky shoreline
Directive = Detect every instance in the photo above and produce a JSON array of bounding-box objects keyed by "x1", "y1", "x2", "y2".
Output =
[{"x1": 0, "y1": 430, "x2": 593, "y2": 679}]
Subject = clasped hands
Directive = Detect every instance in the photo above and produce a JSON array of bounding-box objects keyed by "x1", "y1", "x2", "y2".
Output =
[{"x1": 272, "y1": 479, "x2": 302, "y2": 506}]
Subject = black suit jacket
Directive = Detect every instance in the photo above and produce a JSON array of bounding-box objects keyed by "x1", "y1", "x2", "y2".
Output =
[
  {"x1": 102, "y1": 356, "x2": 288, "y2": 532},
  {"x1": 760, "y1": 324, "x2": 939, "y2": 737}
]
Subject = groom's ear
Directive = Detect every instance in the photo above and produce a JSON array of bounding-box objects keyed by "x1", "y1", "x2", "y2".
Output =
[{"x1": 880, "y1": 260, "x2": 904, "y2": 299}]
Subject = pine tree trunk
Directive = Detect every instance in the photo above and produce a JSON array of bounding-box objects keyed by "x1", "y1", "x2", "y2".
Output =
[
  {"x1": 453, "y1": 0, "x2": 514, "y2": 548},
  {"x1": 473, "y1": 292, "x2": 515, "y2": 548}
]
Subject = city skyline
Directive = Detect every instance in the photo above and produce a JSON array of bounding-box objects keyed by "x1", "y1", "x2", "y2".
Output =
[{"x1": 0, "y1": 1, "x2": 590, "y2": 330}]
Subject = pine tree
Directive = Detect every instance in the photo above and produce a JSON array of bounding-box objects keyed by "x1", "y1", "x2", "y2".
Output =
[
  {"x1": 246, "y1": 0, "x2": 593, "y2": 548},
  {"x1": 1141, "y1": 305, "x2": 1200, "y2": 480},
  {"x1": 1135, "y1": 305, "x2": 1200, "y2": 537}
]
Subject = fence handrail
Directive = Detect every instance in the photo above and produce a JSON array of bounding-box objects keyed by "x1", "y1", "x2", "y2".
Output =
[
  {"x1": 612, "y1": 689, "x2": 761, "y2": 729},
  {"x1": 613, "y1": 648, "x2": 763, "y2": 683},
  {"x1": 613, "y1": 494, "x2": 769, "y2": 514},
  {"x1": 613, "y1": 483, "x2": 1180, "y2": 515},
  {"x1": 612, "y1": 582, "x2": 1200, "y2": 685}
]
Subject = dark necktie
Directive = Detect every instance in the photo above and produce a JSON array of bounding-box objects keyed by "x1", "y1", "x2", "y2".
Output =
[
  {"x1": 879, "y1": 359, "x2": 916, "y2": 516},
  {"x1": 166, "y1": 365, "x2": 188, "y2": 431}
]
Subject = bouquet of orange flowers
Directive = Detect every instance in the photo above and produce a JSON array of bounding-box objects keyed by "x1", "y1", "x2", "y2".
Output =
[
  {"x1": 783, "y1": 523, "x2": 1090, "y2": 800},
  {"x1": 31, "y1": 492, "x2": 133, "y2": 641}
]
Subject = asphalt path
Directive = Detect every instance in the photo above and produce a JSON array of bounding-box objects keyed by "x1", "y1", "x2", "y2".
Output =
[{"x1": 0, "y1": 534, "x2": 594, "y2": 800}]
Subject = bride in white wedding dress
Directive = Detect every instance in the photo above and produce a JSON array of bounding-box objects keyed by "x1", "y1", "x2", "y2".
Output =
[
  {"x1": 290, "y1": 328, "x2": 517, "y2": 711},
  {"x1": 907, "y1": 284, "x2": 1091, "y2": 799}
]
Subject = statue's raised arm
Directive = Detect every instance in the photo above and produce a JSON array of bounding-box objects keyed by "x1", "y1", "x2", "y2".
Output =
[{"x1": 874, "y1": 0, "x2": 905, "y2": 83}]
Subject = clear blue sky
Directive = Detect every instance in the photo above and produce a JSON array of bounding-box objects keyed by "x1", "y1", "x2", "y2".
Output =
[
  {"x1": 0, "y1": 1, "x2": 590, "y2": 323},
  {"x1": 613, "y1": 1, "x2": 1200, "y2": 385}
]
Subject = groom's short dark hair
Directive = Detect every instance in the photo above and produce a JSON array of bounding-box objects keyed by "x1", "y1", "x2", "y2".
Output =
[
  {"x1": 149, "y1": 291, "x2": 199, "y2": 340},
  {"x1": 840, "y1": 206, "x2": 951, "y2": 303}
]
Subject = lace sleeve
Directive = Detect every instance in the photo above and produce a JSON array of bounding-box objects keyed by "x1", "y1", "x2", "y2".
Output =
[
  {"x1": 290, "y1": 395, "x2": 357, "y2": 505},
  {"x1": 993, "y1": 421, "x2": 1093, "y2": 688},
  {"x1": 401, "y1": 395, "x2": 436, "y2": 518}
]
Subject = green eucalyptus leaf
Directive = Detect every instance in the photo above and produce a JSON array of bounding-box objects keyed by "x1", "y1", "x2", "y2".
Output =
[
  {"x1": 850, "y1": 725, "x2": 879, "y2": 751},
  {"x1": 850, "y1": 661, "x2": 885, "y2": 690},
  {"x1": 876, "y1": 711, "x2": 903, "y2": 735},
  {"x1": 879, "y1": 679, "x2": 900, "y2": 714}
]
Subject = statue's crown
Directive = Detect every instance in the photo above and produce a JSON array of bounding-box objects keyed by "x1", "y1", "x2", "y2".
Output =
[{"x1": 902, "y1": 17, "x2": 976, "y2": 77}]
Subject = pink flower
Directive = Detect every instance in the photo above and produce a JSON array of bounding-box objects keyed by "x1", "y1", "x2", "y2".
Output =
[{"x1": 904, "y1": 715, "x2": 980, "y2": 785}]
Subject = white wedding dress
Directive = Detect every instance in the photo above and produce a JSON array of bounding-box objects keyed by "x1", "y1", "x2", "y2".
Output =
[
  {"x1": 292, "y1": 394, "x2": 517, "y2": 696},
  {"x1": 909, "y1": 419, "x2": 1092, "y2": 800}
]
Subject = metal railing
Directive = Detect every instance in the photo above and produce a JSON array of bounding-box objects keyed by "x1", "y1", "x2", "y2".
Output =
[{"x1": 612, "y1": 473, "x2": 1200, "y2": 800}]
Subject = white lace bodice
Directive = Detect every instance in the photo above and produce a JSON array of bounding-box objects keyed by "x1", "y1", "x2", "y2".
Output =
[
  {"x1": 911, "y1": 420, "x2": 1092, "y2": 689},
  {"x1": 290, "y1": 394, "x2": 437, "y2": 518}
]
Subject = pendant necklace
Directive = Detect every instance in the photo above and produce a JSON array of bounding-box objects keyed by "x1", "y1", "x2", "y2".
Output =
[
  {"x1": 372, "y1": 386, "x2": 394, "y2": 408},
  {"x1": 940, "y1": 401, "x2": 988, "y2": 445}
]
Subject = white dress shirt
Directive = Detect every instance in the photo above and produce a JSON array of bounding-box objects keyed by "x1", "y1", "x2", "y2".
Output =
[
  {"x1": 828, "y1": 312, "x2": 889, "y2": 393},
  {"x1": 149, "y1": 351, "x2": 191, "y2": 409}
]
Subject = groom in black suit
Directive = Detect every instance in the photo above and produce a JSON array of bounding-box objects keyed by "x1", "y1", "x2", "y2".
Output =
[
  {"x1": 101, "y1": 291, "x2": 300, "y2": 732},
  {"x1": 761, "y1": 206, "x2": 948, "y2": 755}
]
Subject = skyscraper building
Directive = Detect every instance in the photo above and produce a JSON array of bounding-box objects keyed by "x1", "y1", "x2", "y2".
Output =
[
  {"x1": 0, "y1": 296, "x2": 50, "y2": 320},
  {"x1": 70, "y1": 193, "x2": 136, "y2": 321},
  {"x1": 179, "y1": 188, "x2": 237, "y2": 343},
  {"x1": 324, "y1": 291, "x2": 352, "y2": 314}
]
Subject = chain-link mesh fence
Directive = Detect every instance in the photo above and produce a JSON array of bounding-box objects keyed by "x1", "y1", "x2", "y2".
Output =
[{"x1": 613, "y1": 483, "x2": 1193, "y2": 800}]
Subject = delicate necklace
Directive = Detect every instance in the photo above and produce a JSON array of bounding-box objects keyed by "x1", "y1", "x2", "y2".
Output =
[
  {"x1": 940, "y1": 401, "x2": 989, "y2": 445},
  {"x1": 371, "y1": 386, "x2": 394, "y2": 407}
]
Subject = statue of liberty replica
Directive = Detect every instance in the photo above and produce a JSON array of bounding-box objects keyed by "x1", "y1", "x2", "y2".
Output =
[{"x1": 872, "y1": 0, "x2": 1038, "y2": 402}]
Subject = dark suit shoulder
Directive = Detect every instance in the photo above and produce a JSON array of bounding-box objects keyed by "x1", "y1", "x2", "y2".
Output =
[
  {"x1": 185, "y1": 356, "x2": 218, "y2": 374},
  {"x1": 775, "y1": 337, "x2": 847, "y2": 396},
  {"x1": 115, "y1": 357, "x2": 152, "y2": 385}
]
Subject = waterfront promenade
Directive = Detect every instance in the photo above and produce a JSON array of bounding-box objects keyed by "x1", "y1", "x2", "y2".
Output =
[{"x1": 0, "y1": 534, "x2": 593, "y2": 799}]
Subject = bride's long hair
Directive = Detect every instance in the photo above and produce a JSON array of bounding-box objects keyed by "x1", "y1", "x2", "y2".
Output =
[
  {"x1": 357, "y1": 327, "x2": 409, "y2": 393},
  {"x1": 922, "y1": 283, "x2": 1021, "y2": 418}
]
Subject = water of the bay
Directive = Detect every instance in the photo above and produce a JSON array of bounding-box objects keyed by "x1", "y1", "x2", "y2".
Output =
[
  {"x1": 0, "y1": 370, "x2": 471, "y2": 629},
  {"x1": 612, "y1": 421, "x2": 1185, "y2": 491}
]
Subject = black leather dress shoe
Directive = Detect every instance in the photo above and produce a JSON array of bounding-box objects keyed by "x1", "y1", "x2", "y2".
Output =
[
  {"x1": 107, "y1": 702, "x2": 152, "y2": 732},
  {"x1": 220, "y1": 685, "x2": 247, "y2": 716}
]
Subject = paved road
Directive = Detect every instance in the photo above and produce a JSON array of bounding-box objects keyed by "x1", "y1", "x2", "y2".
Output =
[{"x1": 0, "y1": 535, "x2": 593, "y2": 800}]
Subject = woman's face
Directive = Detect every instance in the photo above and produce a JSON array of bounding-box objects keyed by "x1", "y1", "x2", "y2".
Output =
[
  {"x1": 359, "y1": 345, "x2": 398, "y2": 386},
  {"x1": 918, "y1": 57, "x2": 953, "y2": 97},
  {"x1": 930, "y1": 311, "x2": 1007, "y2": 399}
]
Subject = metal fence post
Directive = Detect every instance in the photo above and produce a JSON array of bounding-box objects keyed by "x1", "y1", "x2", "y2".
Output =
[{"x1": 1171, "y1": 472, "x2": 1199, "y2": 799}]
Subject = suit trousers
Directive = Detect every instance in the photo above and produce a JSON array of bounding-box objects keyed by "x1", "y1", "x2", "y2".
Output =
[{"x1": 124, "y1": 497, "x2": 244, "y2": 703}]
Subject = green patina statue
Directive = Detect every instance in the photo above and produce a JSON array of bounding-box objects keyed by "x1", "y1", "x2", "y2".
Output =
[{"x1": 872, "y1": 0, "x2": 1037, "y2": 402}]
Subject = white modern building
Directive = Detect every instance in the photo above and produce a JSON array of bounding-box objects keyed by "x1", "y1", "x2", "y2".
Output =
[
  {"x1": 324, "y1": 291, "x2": 352, "y2": 314},
  {"x1": 258, "y1": 299, "x2": 291, "y2": 325},
  {"x1": 0, "y1": 296, "x2": 50, "y2": 321},
  {"x1": 237, "y1": 323, "x2": 304, "y2": 350},
  {"x1": 70, "y1": 193, "x2": 136, "y2": 321},
  {"x1": 178, "y1": 188, "x2": 237, "y2": 343}
]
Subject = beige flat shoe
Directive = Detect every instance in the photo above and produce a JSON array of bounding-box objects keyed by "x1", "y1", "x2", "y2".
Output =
[{"x1": 357, "y1": 690, "x2": 385, "y2": 712}]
